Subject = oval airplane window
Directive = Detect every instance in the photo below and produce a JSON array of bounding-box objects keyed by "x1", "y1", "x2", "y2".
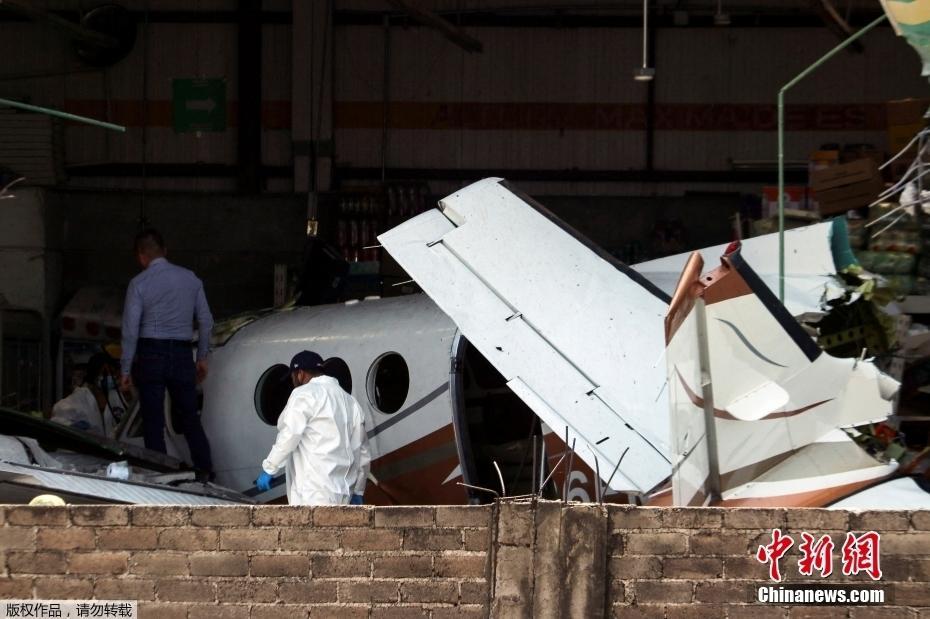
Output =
[
  {"x1": 254, "y1": 363, "x2": 293, "y2": 425},
  {"x1": 367, "y1": 352, "x2": 409, "y2": 414},
  {"x1": 321, "y1": 357, "x2": 353, "y2": 394}
]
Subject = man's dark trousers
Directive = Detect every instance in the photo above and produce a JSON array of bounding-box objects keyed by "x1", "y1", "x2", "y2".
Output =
[{"x1": 133, "y1": 338, "x2": 213, "y2": 473}]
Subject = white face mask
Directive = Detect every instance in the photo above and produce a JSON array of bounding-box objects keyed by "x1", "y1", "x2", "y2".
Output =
[{"x1": 99, "y1": 375, "x2": 116, "y2": 390}]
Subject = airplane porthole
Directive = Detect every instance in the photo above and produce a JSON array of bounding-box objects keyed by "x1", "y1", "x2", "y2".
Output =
[
  {"x1": 321, "y1": 357, "x2": 353, "y2": 394},
  {"x1": 367, "y1": 352, "x2": 409, "y2": 414},
  {"x1": 254, "y1": 363, "x2": 293, "y2": 426}
]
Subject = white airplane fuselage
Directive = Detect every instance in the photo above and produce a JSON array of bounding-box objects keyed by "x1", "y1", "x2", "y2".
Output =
[{"x1": 204, "y1": 294, "x2": 467, "y2": 504}]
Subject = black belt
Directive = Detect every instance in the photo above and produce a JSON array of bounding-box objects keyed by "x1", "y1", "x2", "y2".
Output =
[{"x1": 138, "y1": 337, "x2": 192, "y2": 347}]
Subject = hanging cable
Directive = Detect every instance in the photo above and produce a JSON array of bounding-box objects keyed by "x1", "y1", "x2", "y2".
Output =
[{"x1": 139, "y1": 0, "x2": 150, "y2": 227}]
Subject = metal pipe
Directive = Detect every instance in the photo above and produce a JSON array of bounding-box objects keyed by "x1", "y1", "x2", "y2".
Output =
[
  {"x1": 0, "y1": 0, "x2": 119, "y2": 49},
  {"x1": 381, "y1": 15, "x2": 392, "y2": 184},
  {"x1": 644, "y1": 8, "x2": 656, "y2": 171},
  {"x1": 385, "y1": 0, "x2": 482, "y2": 52},
  {"x1": 238, "y1": 0, "x2": 263, "y2": 194},
  {"x1": 776, "y1": 13, "x2": 886, "y2": 301},
  {"x1": 563, "y1": 437, "x2": 576, "y2": 501},
  {"x1": 0, "y1": 97, "x2": 125, "y2": 132},
  {"x1": 140, "y1": 2, "x2": 149, "y2": 222}
]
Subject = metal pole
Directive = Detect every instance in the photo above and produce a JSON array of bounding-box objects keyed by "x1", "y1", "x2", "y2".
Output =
[
  {"x1": 695, "y1": 298, "x2": 721, "y2": 504},
  {"x1": 380, "y1": 15, "x2": 391, "y2": 184},
  {"x1": 0, "y1": 97, "x2": 125, "y2": 132},
  {"x1": 776, "y1": 13, "x2": 886, "y2": 302}
]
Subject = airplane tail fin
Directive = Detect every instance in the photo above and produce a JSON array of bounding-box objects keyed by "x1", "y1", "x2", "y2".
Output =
[{"x1": 664, "y1": 243, "x2": 899, "y2": 506}]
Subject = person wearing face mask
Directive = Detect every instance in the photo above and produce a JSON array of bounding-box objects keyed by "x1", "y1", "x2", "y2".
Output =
[{"x1": 51, "y1": 352, "x2": 124, "y2": 438}]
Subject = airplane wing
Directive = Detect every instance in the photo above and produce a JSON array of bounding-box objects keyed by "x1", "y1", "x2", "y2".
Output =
[
  {"x1": 379, "y1": 178, "x2": 672, "y2": 494},
  {"x1": 634, "y1": 220, "x2": 845, "y2": 317}
]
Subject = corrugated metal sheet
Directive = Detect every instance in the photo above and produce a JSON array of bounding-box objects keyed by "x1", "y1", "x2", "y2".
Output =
[
  {"x1": 335, "y1": 20, "x2": 930, "y2": 181},
  {"x1": 0, "y1": 109, "x2": 63, "y2": 185},
  {"x1": 2, "y1": 2, "x2": 927, "y2": 194},
  {"x1": 0, "y1": 461, "x2": 249, "y2": 505},
  {"x1": 1, "y1": 15, "x2": 291, "y2": 189}
]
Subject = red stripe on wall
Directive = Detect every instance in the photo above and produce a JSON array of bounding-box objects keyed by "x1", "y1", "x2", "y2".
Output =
[
  {"x1": 61, "y1": 100, "x2": 887, "y2": 131},
  {"x1": 337, "y1": 102, "x2": 887, "y2": 131},
  {"x1": 63, "y1": 99, "x2": 292, "y2": 129}
]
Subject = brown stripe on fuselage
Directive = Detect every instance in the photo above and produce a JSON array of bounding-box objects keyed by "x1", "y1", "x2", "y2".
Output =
[
  {"x1": 761, "y1": 399, "x2": 832, "y2": 420},
  {"x1": 675, "y1": 367, "x2": 737, "y2": 420},
  {"x1": 368, "y1": 424, "x2": 464, "y2": 505},
  {"x1": 664, "y1": 251, "x2": 705, "y2": 344},
  {"x1": 675, "y1": 368, "x2": 830, "y2": 421},
  {"x1": 714, "y1": 477, "x2": 887, "y2": 507},
  {"x1": 718, "y1": 448, "x2": 801, "y2": 492},
  {"x1": 371, "y1": 424, "x2": 456, "y2": 469},
  {"x1": 645, "y1": 477, "x2": 888, "y2": 508}
]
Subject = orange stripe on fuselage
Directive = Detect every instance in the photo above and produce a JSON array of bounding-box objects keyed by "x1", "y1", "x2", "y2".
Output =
[{"x1": 368, "y1": 424, "x2": 464, "y2": 505}]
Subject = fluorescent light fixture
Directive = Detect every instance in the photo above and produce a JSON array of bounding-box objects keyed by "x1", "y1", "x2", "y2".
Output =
[
  {"x1": 714, "y1": 0, "x2": 730, "y2": 26},
  {"x1": 635, "y1": 0, "x2": 655, "y2": 81},
  {"x1": 634, "y1": 67, "x2": 656, "y2": 81}
]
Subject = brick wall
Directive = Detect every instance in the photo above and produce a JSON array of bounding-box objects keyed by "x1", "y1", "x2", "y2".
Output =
[
  {"x1": 512, "y1": 503, "x2": 930, "y2": 618},
  {"x1": 0, "y1": 502, "x2": 928, "y2": 618},
  {"x1": 0, "y1": 505, "x2": 491, "y2": 618}
]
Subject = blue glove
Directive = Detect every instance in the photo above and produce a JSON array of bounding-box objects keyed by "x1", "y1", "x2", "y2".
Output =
[
  {"x1": 255, "y1": 471, "x2": 273, "y2": 492},
  {"x1": 350, "y1": 494, "x2": 364, "y2": 505}
]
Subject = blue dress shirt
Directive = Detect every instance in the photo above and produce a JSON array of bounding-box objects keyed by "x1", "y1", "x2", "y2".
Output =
[{"x1": 121, "y1": 257, "x2": 214, "y2": 375}]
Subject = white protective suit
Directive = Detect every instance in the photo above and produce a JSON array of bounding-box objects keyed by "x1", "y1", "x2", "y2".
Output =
[
  {"x1": 50, "y1": 386, "x2": 119, "y2": 438},
  {"x1": 261, "y1": 375, "x2": 371, "y2": 505}
]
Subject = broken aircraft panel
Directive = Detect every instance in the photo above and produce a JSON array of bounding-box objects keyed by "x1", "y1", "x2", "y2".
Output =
[
  {"x1": 663, "y1": 245, "x2": 901, "y2": 507},
  {"x1": 379, "y1": 178, "x2": 897, "y2": 499},
  {"x1": 634, "y1": 220, "x2": 845, "y2": 317}
]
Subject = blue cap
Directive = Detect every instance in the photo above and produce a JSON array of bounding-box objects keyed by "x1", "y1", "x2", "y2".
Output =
[{"x1": 289, "y1": 350, "x2": 324, "y2": 373}]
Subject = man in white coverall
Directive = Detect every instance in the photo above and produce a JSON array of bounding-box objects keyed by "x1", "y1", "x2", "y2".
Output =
[{"x1": 255, "y1": 351, "x2": 370, "y2": 505}]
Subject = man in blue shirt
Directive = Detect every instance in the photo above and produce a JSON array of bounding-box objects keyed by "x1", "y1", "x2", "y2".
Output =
[{"x1": 120, "y1": 228, "x2": 214, "y2": 477}]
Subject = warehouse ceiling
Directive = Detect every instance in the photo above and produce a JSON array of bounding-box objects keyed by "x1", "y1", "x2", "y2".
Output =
[{"x1": 0, "y1": 1, "x2": 887, "y2": 23}]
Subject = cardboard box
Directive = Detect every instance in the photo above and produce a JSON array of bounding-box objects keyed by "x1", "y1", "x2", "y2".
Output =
[
  {"x1": 761, "y1": 186, "x2": 809, "y2": 217},
  {"x1": 809, "y1": 150, "x2": 839, "y2": 170},
  {"x1": 887, "y1": 99, "x2": 930, "y2": 157},
  {"x1": 814, "y1": 176, "x2": 883, "y2": 215},
  {"x1": 810, "y1": 158, "x2": 878, "y2": 192},
  {"x1": 888, "y1": 122, "x2": 923, "y2": 154},
  {"x1": 887, "y1": 98, "x2": 930, "y2": 126}
]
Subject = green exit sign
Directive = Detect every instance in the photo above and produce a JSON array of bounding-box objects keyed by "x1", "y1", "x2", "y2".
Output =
[{"x1": 172, "y1": 78, "x2": 226, "y2": 133}]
